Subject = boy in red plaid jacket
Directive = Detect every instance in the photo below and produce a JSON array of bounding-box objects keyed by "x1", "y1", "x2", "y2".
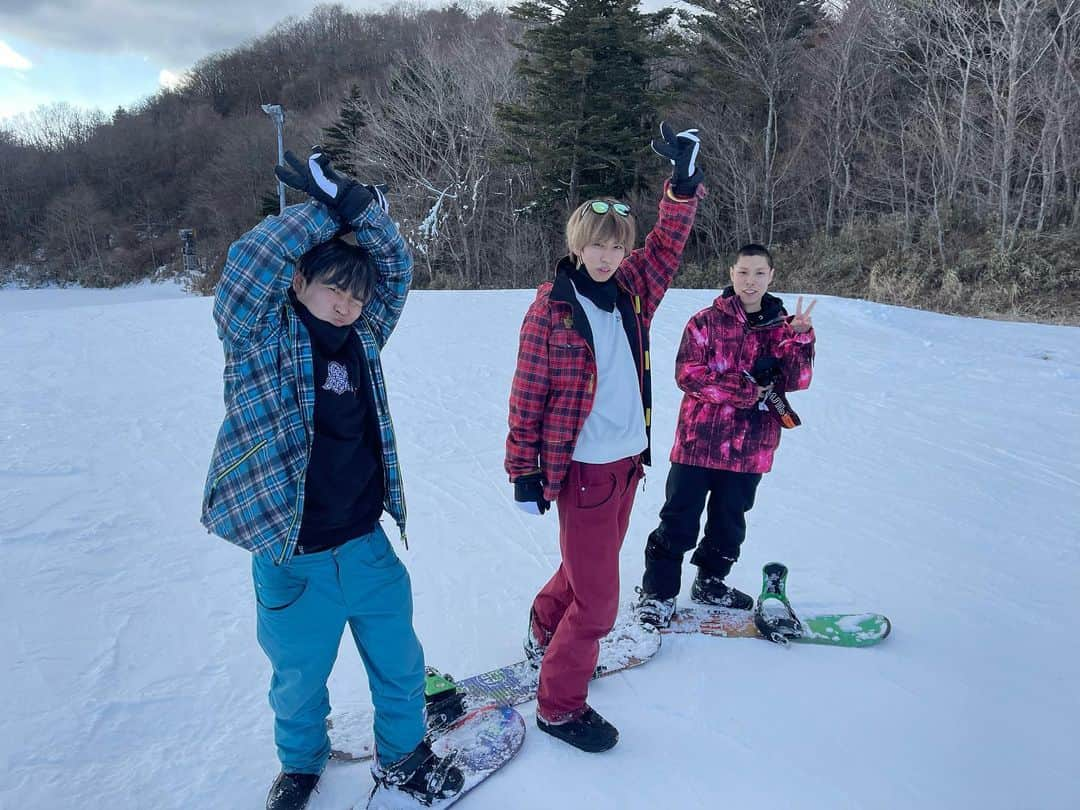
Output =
[{"x1": 505, "y1": 123, "x2": 704, "y2": 752}]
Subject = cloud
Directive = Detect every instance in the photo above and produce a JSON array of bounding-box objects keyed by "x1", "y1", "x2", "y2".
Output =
[
  {"x1": 158, "y1": 69, "x2": 186, "y2": 90},
  {"x1": 0, "y1": 1, "x2": 385, "y2": 68},
  {"x1": 0, "y1": 40, "x2": 33, "y2": 71}
]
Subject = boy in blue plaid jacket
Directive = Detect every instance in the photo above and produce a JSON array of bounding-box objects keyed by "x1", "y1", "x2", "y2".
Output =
[{"x1": 202, "y1": 150, "x2": 462, "y2": 810}]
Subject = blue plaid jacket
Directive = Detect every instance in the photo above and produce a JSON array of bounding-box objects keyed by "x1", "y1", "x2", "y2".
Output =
[{"x1": 201, "y1": 200, "x2": 412, "y2": 562}]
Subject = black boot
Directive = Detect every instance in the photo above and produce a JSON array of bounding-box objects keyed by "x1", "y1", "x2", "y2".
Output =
[
  {"x1": 368, "y1": 740, "x2": 464, "y2": 808},
  {"x1": 690, "y1": 571, "x2": 753, "y2": 610},
  {"x1": 536, "y1": 706, "x2": 618, "y2": 753},
  {"x1": 265, "y1": 772, "x2": 319, "y2": 810},
  {"x1": 633, "y1": 586, "x2": 676, "y2": 628}
]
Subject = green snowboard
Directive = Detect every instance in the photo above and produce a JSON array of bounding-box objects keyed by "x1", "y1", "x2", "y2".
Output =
[
  {"x1": 663, "y1": 606, "x2": 890, "y2": 646},
  {"x1": 665, "y1": 562, "x2": 891, "y2": 647}
]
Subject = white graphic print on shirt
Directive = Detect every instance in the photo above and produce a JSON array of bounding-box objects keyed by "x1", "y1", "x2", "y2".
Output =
[{"x1": 322, "y1": 361, "x2": 355, "y2": 395}]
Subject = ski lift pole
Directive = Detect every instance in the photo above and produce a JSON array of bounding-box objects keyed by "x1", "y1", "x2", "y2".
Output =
[{"x1": 261, "y1": 104, "x2": 286, "y2": 214}]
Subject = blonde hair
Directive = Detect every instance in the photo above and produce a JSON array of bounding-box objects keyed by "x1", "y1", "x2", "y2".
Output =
[{"x1": 565, "y1": 198, "x2": 637, "y2": 263}]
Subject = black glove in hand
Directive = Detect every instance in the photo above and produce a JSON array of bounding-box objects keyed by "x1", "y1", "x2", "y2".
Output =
[
  {"x1": 651, "y1": 121, "x2": 704, "y2": 198},
  {"x1": 744, "y1": 367, "x2": 801, "y2": 429},
  {"x1": 761, "y1": 388, "x2": 801, "y2": 429},
  {"x1": 274, "y1": 147, "x2": 374, "y2": 224},
  {"x1": 750, "y1": 356, "x2": 781, "y2": 387},
  {"x1": 514, "y1": 473, "x2": 550, "y2": 516}
]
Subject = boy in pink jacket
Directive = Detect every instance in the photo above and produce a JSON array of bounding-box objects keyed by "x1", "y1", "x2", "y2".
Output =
[{"x1": 634, "y1": 244, "x2": 815, "y2": 627}]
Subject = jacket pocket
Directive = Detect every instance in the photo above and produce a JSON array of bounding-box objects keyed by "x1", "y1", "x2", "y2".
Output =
[
  {"x1": 206, "y1": 438, "x2": 269, "y2": 510},
  {"x1": 548, "y1": 330, "x2": 590, "y2": 392}
]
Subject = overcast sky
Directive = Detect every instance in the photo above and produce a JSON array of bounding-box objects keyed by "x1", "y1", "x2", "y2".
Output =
[
  {"x1": 0, "y1": 1, "x2": 392, "y2": 122},
  {"x1": 0, "y1": 1, "x2": 686, "y2": 124}
]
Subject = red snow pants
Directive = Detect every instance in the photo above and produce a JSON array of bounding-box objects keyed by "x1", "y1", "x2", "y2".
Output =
[{"x1": 531, "y1": 456, "x2": 643, "y2": 722}]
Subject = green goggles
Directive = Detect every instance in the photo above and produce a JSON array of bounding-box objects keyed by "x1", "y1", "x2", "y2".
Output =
[{"x1": 583, "y1": 200, "x2": 631, "y2": 218}]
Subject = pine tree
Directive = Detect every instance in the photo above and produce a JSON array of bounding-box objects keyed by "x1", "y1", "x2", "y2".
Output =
[
  {"x1": 497, "y1": 0, "x2": 674, "y2": 213},
  {"x1": 321, "y1": 83, "x2": 368, "y2": 173}
]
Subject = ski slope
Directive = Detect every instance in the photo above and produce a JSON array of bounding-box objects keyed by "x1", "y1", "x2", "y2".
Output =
[{"x1": 1, "y1": 283, "x2": 1076, "y2": 810}]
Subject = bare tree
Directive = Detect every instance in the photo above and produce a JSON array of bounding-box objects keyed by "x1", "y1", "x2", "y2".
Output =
[
  {"x1": 802, "y1": 0, "x2": 885, "y2": 233},
  {"x1": 352, "y1": 31, "x2": 525, "y2": 286}
]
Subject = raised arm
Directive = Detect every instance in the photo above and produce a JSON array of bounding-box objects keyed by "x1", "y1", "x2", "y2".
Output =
[
  {"x1": 617, "y1": 184, "x2": 702, "y2": 322},
  {"x1": 213, "y1": 202, "x2": 339, "y2": 350},
  {"x1": 273, "y1": 147, "x2": 411, "y2": 348},
  {"x1": 775, "y1": 297, "x2": 816, "y2": 392},
  {"x1": 350, "y1": 203, "x2": 413, "y2": 348},
  {"x1": 616, "y1": 122, "x2": 705, "y2": 321}
]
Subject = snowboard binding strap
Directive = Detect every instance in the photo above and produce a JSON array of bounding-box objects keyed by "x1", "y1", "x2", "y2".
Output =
[{"x1": 754, "y1": 562, "x2": 804, "y2": 645}]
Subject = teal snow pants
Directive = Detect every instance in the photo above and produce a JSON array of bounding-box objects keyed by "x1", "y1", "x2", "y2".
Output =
[{"x1": 252, "y1": 525, "x2": 425, "y2": 773}]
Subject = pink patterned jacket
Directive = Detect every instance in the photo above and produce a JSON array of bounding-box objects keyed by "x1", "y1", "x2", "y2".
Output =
[{"x1": 670, "y1": 289, "x2": 815, "y2": 474}]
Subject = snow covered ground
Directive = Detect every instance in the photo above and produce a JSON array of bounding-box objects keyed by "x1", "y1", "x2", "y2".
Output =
[
  {"x1": 1, "y1": 282, "x2": 1077, "y2": 809},
  {"x1": 0, "y1": 278, "x2": 190, "y2": 313}
]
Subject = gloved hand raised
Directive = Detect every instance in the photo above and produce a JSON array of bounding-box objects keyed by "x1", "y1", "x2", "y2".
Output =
[
  {"x1": 514, "y1": 473, "x2": 550, "y2": 516},
  {"x1": 274, "y1": 147, "x2": 376, "y2": 224},
  {"x1": 651, "y1": 121, "x2": 704, "y2": 198}
]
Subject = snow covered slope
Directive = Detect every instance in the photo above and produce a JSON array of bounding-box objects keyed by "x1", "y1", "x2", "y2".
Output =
[{"x1": 1, "y1": 284, "x2": 1077, "y2": 809}]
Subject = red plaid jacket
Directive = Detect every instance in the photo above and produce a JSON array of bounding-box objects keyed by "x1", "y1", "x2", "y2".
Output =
[{"x1": 506, "y1": 183, "x2": 703, "y2": 499}]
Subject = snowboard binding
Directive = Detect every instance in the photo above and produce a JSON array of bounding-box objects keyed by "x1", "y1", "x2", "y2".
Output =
[
  {"x1": 424, "y1": 667, "x2": 468, "y2": 732},
  {"x1": 753, "y1": 562, "x2": 804, "y2": 645}
]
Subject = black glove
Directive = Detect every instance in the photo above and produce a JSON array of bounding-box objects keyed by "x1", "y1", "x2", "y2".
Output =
[
  {"x1": 750, "y1": 356, "x2": 781, "y2": 387},
  {"x1": 514, "y1": 473, "x2": 550, "y2": 516},
  {"x1": 761, "y1": 388, "x2": 801, "y2": 429},
  {"x1": 274, "y1": 147, "x2": 374, "y2": 224},
  {"x1": 744, "y1": 360, "x2": 801, "y2": 429},
  {"x1": 651, "y1": 121, "x2": 704, "y2": 198}
]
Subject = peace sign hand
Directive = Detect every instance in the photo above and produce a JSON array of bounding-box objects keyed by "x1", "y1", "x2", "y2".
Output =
[{"x1": 788, "y1": 296, "x2": 816, "y2": 334}]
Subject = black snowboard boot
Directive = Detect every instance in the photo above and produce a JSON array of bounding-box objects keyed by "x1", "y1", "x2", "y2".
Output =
[
  {"x1": 265, "y1": 772, "x2": 319, "y2": 810},
  {"x1": 536, "y1": 706, "x2": 618, "y2": 753},
  {"x1": 368, "y1": 740, "x2": 464, "y2": 808},
  {"x1": 633, "y1": 587, "x2": 676, "y2": 628},
  {"x1": 690, "y1": 571, "x2": 753, "y2": 610}
]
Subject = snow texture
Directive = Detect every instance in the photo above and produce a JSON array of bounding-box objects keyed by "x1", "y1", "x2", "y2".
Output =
[{"x1": 1, "y1": 284, "x2": 1078, "y2": 809}]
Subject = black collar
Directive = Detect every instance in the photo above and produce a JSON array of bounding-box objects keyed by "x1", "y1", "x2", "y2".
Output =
[
  {"x1": 562, "y1": 258, "x2": 618, "y2": 312},
  {"x1": 289, "y1": 288, "x2": 353, "y2": 354},
  {"x1": 721, "y1": 286, "x2": 786, "y2": 327}
]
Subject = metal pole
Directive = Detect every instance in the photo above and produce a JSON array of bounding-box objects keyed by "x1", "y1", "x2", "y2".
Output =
[{"x1": 261, "y1": 104, "x2": 286, "y2": 214}]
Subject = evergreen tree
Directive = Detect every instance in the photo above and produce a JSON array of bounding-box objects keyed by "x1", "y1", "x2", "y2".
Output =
[
  {"x1": 259, "y1": 189, "x2": 282, "y2": 217},
  {"x1": 321, "y1": 83, "x2": 368, "y2": 173},
  {"x1": 497, "y1": 0, "x2": 674, "y2": 213}
]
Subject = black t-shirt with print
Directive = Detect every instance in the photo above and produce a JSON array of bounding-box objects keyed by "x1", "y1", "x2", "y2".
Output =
[{"x1": 291, "y1": 293, "x2": 384, "y2": 554}]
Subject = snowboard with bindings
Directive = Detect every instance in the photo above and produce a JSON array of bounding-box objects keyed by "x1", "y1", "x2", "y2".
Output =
[
  {"x1": 663, "y1": 562, "x2": 891, "y2": 647},
  {"x1": 363, "y1": 703, "x2": 526, "y2": 809},
  {"x1": 329, "y1": 618, "x2": 659, "y2": 761},
  {"x1": 456, "y1": 615, "x2": 660, "y2": 708}
]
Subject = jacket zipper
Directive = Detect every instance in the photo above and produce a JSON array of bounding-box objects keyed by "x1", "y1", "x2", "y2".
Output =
[
  {"x1": 207, "y1": 439, "x2": 268, "y2": 507},
  {"x1": 280, "y1": 306, "x2": 313, "y2": 565},
  {"x1": 364, "y1": 316, "x2": 409, "y2": 547}
]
